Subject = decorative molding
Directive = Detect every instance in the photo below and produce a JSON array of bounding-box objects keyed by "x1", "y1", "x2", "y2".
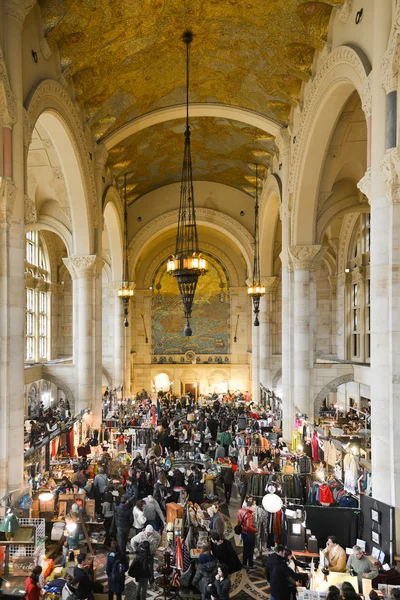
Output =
[
  {"x1": 129, "y1": 207, "x2": 254, "y2": 275},
  {"x1": 23, "y1": 108, "x2": 33, "y2": 148},
  {"x1": 317, "y1": 191, "x2": 331, "y2": 219},
  {"x1": 338, "y1": 272, "x2": 352, "y2": 285},
  {"x1": 0, "y1": 177, "x2": 17, "y2": 225},
  {"x1": 107, "y1": 281, "x2": 123, "y2": 297},
  {"x1": 275, "y1": 127, "x2": 290, "y2": 157},
  {"x1": 380, "y1": 149, "x2": 400, "y2": 203},
  {"x1": 358, "y1": 190, "x2": 369, "y2": 205},
  {"x1": 260, "y1": 276, "x2": 280, "y2": 293},
  {"x1": 340, "y1": 0, "x2": 353, "y2": 23},
  {"x1": 0, "y1": 47, "x2": 17, "y2": 127},
  {"x1": 63, "y1": 254, "x2": 98, "y2": 279},
  {"x1": 381, "y1": 3, "x2": 400, "y2": 94},
  {"x1": 4, "y1": 0, "x2": 36, "y2": 25},
  {"x1": 24, "y1": 193, "x2": 37, "y2": 224},
  {"x1": 43, "y1": 138, "x2": 54, "y2": 149},
  {"x1": 52, "y1": 167, "x2": 63, "y2": 180},
  {"x1": 352, "y1": 266, "x2": 366, "y2": 284},
  {"x1": 357, "y1": 167, "x2": 371, "y2": 201},
  {"x1": 40, "y1": 38, "x2": 52, "y2": 60},
  {"x1": 94, "y1": 143, "x2": 109, "y2": 168},
  {"x1": 288, "y1": 245, "x2": 327, "y2": 271},
  {"x1": 25, "y1": 79, "x2": 98, "y2": 226},
  {"x1": 60, "y1": 206, "x2": 72, "y2": 225},
  {"x1": 328, "y1": 145, "x2": 341, "y2": 159},
  {"x1": 361, "y1": 73, "x2": 372, "y2": 118}
]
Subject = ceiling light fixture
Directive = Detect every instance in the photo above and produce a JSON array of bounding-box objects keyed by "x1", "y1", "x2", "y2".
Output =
[
  {"x1": 167, "y1": 30, "x2": 207, "y2": 337},
  {"x1": 118, "y1": 173, "x2": 134, "y2": 326},
  {"x1": 248, "y1": 164, "x2": 265, "y2": 325}
]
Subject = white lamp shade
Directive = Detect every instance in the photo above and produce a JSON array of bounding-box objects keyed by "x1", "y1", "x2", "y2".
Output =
[
  {"x1": 38, "y1": 491, "x2": 54, "y2": 502},
  {"x1": 262, "y1": 493, "x2": 283, "y2": 513}
]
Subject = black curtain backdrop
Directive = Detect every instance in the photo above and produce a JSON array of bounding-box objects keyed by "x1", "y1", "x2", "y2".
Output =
[
  {"x1": 303, "y1": 506, "x2": 361, "y2": 550},
  {"x1": 360, "y1": 495, "x2": 395, "y2": 560}
]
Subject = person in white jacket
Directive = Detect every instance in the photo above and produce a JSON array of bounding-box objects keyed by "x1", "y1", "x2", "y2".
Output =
[{"x1": 133, "y1": 499, "x2": 147, "y2": 534}]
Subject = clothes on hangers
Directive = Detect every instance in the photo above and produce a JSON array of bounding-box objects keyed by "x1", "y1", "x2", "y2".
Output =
[
  {"x1": 312, "y1": 431, "x2": 319, "y2": 463},
  {"x1": 343, "y1": 452, "x2": 359, "y2": 494},
  {"x1": 298, "y1": 456, "x2": 312, "y2": 474}
]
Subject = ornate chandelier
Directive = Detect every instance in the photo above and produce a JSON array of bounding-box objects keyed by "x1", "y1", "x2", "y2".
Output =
[
  {"x1": 167, "y1": 30, "x2": 207, "y2": 337},
  {"x1": 118, "y1": 173, "x2": 134, "y2": 326},
  {"x1": 248, "y1": 164, "x2": 265, "y2": 325}
]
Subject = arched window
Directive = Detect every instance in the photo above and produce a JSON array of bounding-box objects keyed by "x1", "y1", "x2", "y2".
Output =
[
  {"x1": 25, "y1": 231, "x2": 50, "y2": 362},
  {"x1": 345, "y1": 214, "x2": 370, "y2": 363}
]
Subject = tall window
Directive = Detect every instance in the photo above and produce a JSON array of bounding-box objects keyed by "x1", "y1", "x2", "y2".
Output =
[
  {"x1": 25, "y1": 231, "x2": 50, "y2": 362},
  {"x1": 345, "y1": 214, "x2": 370, "y2": 363}
]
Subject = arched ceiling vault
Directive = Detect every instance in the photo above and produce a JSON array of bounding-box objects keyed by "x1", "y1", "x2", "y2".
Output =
[{"x1": 38, "y1": 0, "x2": 344, "y2": 202}]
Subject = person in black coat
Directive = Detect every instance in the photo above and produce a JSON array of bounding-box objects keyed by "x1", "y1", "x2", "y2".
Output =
[
  {"x1": 221, "y1": 464, "x2": 234, "y2": 505},
  {"x1": 106, "y1": 541, "x2": 129, "y2": 600},
  {"x1": 265, "y1": 545, "x2": 297, "y2": 600},
  {"x1": 115, "y1": 496, "x2": 133, "y2": 555},
  {"x1": 210, "y1": 533, "x2": 242, "y2": 574},
  {"x1": 207, "y1": 416, "x2": 218, "y2": 441},
  {"x1": 187, "y1": 471, "x2": 204, "y2": 505},
  {"x1": 128, "y1": 541, "x2": 153, "y2": 600},
  {"x1": 192, "y1": 556, "x2": 218, "y2": 600},
  {"x1": 74, "y1": 555, "x2": 95, "y2": 600},
  {"x1": 212, "y1": 565, "x2": 231, "y2": 600}
]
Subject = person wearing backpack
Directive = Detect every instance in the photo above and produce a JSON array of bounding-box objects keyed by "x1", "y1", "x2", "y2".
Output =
[
  {"x1": 106, "y1": 541, "x2": 129, "y2": 600},
  {"x1": 237, "y1": 502, "x2": 257, "y2": 570},
  {"x1": 128, "y1": 540, "x2": 153, "y2": 600}
]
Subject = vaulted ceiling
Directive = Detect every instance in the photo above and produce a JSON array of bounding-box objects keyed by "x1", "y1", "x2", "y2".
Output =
[{"x1": 38, "y1": 0, "x2": 344, "y2": 202}]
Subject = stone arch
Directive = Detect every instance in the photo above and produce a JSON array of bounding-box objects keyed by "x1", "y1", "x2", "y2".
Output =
[
  {"x1": 41, "y1": 371, "x2": 76, "y2": 414},
  {"x1": 25, "y1": 80, "x2": 97, "y2": 254},
  {"x1": 103, "y1": 103, "x2": 281, "y2": 149},
  {"x1": 314, "y1": 372, "x2": 354, "y2": 413},
  {"x1": 102, "y1": 366, "x2": 112, "y2": 387},
  {"x1": 129, "y1": 207, "x2": 254, "y2": 277},
  {"x1": 103, "y1": 187, "x2": 124, "y2": 282},
  {"x1": 26, "y1": 217, "x2": 73, "y2": 256},
  {"x1": 272, "y1": 368, "x2": 282, "y2": 390},
  {"x1": 290, "y1": 45, "x2": 371, "y2": 245},
  {"x1": 259, "y1": 174, "x2": 282, "y2": 276}
]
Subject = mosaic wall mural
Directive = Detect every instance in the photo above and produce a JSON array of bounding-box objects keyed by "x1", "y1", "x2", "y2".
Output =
[{"x1": 152, "y1": 255, "x2": 230, "y2": 355}]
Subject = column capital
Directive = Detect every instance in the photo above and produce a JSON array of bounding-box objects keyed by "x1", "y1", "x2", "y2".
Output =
[
  {"x1": 381, "y1": 2, "x2": 400, "y2": 94},
  {"x1": 108, "y1": 281, "x2": 121, "y2": 297},
  {"x1": 275, "y1": 127, "x2": 291, "y2": 158},
  {"x1": 380, "y1": 149, "x2": 400, "y2": 203},
  {"x1": 260, "y1": 276, "x2": 280, "y2": 293},
  {"x1": 338, "y1": 271, "x2": 352, "y2": 285},
  {"x1": 288, "y1": 245, "x2": 327, "y2": 271},
  {"x1": 5, "y1": 0, "x2": 36, "y2": 25},
  {"x1": 352, "y1": 266, "x2": 367, "y2": 284},
  {"x1": 63, "y1": 255, "x2": 98, "y2": 280},
  {"x1": 357, "y1": 167, "x2": 371, "y2": 202},
  {"x1": 0, "y1": 177, "x2": 17, "y2": 225},
  {"x1": 0, "y1": 77, "x2": 17, "y2": 128},
  {"x1": 94, "y1": 143, "x2": 108, "y2": 169}
]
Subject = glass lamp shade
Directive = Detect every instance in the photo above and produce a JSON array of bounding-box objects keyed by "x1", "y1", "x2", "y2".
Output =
[
  {"x1": 118, "y1": 283, "x2": 134, "y2": 298},
  {"x1": 0, "y1": 512, "x2": 20, "y2": 534},
  {"x1": 167, "y1": 254, "x2": 208, "y2": 274},
  {"x1": 247, "y1": 284, "x2": 266, "y2": 296},
  {"x1": 262, "y1": 493, "x2": 283, "y2": 514}
]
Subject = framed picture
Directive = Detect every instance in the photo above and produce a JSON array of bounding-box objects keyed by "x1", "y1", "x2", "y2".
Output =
[
  {"x1": 371, "y1": 531, "x2": 380, "y2": 545},
  {"x1": 371, "y1": 509, "x2": 381, "y2": 523}
]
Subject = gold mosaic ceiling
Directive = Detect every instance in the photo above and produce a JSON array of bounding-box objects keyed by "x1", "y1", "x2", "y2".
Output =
[
  {"x1": 110, "y1": 117, "x2": 273, "y2": 203},
  {"x1": 38, "y1": 0, "x2": 344, "y2": 199}
]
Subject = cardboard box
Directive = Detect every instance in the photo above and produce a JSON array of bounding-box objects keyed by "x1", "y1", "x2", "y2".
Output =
[{"x1": 166, "y1": 502, "x2": 184, "y2": 524}]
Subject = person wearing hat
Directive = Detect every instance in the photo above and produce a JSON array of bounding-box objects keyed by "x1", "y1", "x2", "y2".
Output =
[{"x1": 131, "y1": 524, "x2": 161, "y2": 556}]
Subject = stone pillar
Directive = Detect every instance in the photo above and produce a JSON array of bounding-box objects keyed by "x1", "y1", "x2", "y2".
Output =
[
  {"x1": 259, "y1": 277, "x2": 280, "y2": 388},
  {"x1": 361, "y1": 1, "x2": 392, "y2": 506},
  {"x1": 275, "y1": 128, "x2": 292, "y2": 440},
  {"x1": 288, "y1": 245, "x2": 326, "y2": 419},
  {"x1": 63, "y1": 255, "x2": 98, "y2": 415},
  {"x1": 0, "y1": 1, "x2": 36, "y2": 497},
  {"x1": 328, "y1": 275, "x2": 337, "y2": 356},
  {"x1": 251, "y1": 320, "x2": 260, "y2": 402},
  {"x1": 108, "y1": 282, "x2": 124, "y2": 388}
]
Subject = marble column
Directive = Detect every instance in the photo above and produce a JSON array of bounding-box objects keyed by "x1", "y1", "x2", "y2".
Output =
[
  {"x1": 362, "y1": 1, "x2": 392, "y2": 506},
  {"x1": 0, "y1": 1, "x2": 36, "y2": 497},
  {"x1": 63, "y1": 255, "x2": 98, "y2": 415},
  {"x1": 108, "y1": 282, "x2": 124, "y2": 388},
  {"x1": 276, "y1": 128, "x2": 292, "y2": 440},
  {"x1": 288, "y1": 245, "x2": 326, "y2": 419},
  {"x1": 259, "y1": 277, "x2": 280, "y2": 389}
]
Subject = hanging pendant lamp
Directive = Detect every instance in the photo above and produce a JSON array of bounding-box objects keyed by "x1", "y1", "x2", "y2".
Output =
[
  {"x1": 118, "y1": 173, "x2": 134, "y2": 326},
  {"x1": 167, "y1": 30, "x2": 207, "y2": 337},
  {"x1": 247, "y1": 164, "x2": 265, "y2": 325}
]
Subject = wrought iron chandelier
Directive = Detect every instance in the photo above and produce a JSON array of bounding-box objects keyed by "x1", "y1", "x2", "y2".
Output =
[
  {"x1": 167, "y1": 30, "x2": 207, "y2": 337},
  {"x1": 248, "y1": 164, "x2": 265, "y2": 325},
  {"x1": 118, "y1": 173, "x2": 134, "y2": 326}
]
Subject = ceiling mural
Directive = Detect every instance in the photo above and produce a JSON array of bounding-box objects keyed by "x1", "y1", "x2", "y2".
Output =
[
  {"x1": 109, "y1": 117, "x2": 272, "y2": 203},
  {"x1": 39, "y1": 0, "x2": 344, "y2": 140}
]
